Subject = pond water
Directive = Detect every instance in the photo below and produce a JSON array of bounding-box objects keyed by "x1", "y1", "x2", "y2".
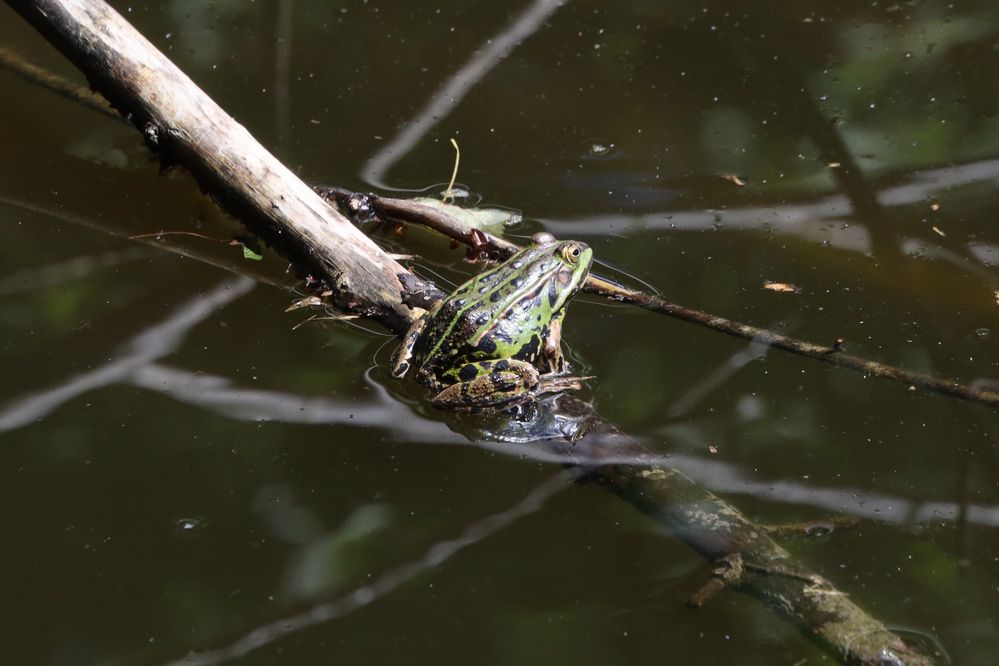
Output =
[{"x1": 2, "y1": 1, "x2": 998, "y2": 664}]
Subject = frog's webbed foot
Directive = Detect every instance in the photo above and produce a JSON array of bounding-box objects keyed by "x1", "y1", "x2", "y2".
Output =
[{"x1": 536, "y1": 373, "x2": 594, "y2": 396}]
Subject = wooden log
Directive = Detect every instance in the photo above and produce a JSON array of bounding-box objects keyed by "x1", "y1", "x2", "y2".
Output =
[{"x1": 5, "y1": 0, "x2": 429, "y2": 332}]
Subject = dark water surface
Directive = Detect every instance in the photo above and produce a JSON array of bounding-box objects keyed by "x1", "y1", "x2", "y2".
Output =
[{"x1": 2, "y1": 1, "x2": 999, "y2": 664}]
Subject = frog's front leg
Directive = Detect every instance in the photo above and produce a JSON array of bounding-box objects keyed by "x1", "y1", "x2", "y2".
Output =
[
  {"x1": 537, "y1": 314, "x2": 593, "y2": 393},
  {"x1": 539, "y1": 315, "x2": 567, "y2": 374},
  {"x1": 430, "y1": 359, "x2": 541, "y2": 410}
]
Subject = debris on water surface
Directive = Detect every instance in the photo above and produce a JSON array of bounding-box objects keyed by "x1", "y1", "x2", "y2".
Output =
[
  {"x1": 174, "y1": 517, "x2": 206, "y2": 536},
  {"x1": 588, "y1": 142, "x2": 614, "y2": 156},
  {"x1": 763, "y1": 281, "x2": 801, "y2": 294}
]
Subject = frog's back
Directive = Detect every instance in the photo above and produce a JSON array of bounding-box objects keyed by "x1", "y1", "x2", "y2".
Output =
[{"x1": 414, "y1": 294, "x2": 503, "y2": 376}]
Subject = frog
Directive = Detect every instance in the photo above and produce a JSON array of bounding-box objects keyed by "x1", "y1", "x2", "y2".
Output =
[{"x1": 391, "y1": 234, "x2": 594, "y2": 410}]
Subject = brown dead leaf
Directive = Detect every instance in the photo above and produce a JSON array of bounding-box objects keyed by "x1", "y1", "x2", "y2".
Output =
[
  {"x1": 995, "y1": 289, "x2": 999, "y2": 305},
  {"x1": 931, "y1": 226, "x2": 945, "y2": 237},
  {"x1": 721, "y1": 174, "x2": 747, "y2": 187},
  {"x1": 285, "y1": 296, "x2": 323, "y2": 312},
  {"x1": 763, "y1": 281, "x2": 802, "y2": 294}
]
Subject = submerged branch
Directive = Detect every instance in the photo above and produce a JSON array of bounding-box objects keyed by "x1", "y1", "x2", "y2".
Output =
[
  {"x1": 0, "y1": 44, "x2": 114, "y2": 117},
  {"x1": 316, "y1": 186, "x2": 999, "y2": 410}
]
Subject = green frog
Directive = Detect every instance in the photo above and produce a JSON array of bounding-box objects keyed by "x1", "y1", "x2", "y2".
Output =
[{"x1": 391, "y1": 234, "x2": 593, "y2": 410}]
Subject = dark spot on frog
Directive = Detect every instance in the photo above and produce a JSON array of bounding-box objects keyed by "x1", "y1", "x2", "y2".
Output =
[
  {"x1": 514, "y1": 334, "x2": 540, "y2": 362},
  {"x1": 490, "y1": 290, "x2": 502, "y2": 303},
  {"x1": 494, "y1": 359, "x2": 511, "y2": 372},
  {"x1": 396, "y1": 361, "x2": 409, "y2": 375},
  {"x1": 476, "y1": 337, "x2": 498, "y2": 355},
  {"x1": 547, "y1": 282, "x2": 559, "y2": 309},
  {"x1": 458, "y1": 364, "x2": 479, "y2": 382}
]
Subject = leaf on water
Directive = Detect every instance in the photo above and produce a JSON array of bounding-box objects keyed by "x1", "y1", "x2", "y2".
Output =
[
  {"x1": 932, "y1": 226, "x2": 946, "y2": 237},
  {"x1": 763, "y1": 280, "x2": 801, "y2": 294},
  {"x1": 410, "y1": 197, "x2": 522, "y2": 236},
  {"x1": 242, "y1": 246, "x2": 263, "y2": 261},
  {"x1": 994, "y1": 289, "x2": 999, "y2": 305},
  {"x1": 720, "y1": 173, "x2": 747, "y2": 187}
]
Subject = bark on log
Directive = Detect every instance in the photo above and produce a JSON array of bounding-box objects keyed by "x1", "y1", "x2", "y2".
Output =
[{"x1": 5, "y1": 0, "x2": 428, "y2": 332}]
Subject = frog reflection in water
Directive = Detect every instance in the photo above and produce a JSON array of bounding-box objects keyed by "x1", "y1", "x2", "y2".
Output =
[{"x1": 391, "y1": 234, "x2": 594, "y2": 410}]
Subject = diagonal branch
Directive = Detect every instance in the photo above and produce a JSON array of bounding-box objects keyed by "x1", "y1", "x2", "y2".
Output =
[{"x1": 5, "y1": 0, "x2": 428, "y2": 333}]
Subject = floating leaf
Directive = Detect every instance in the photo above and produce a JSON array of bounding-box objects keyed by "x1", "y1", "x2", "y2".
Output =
[{"x1": 243, "y1": 246, "x2": 263, "y2": 261}]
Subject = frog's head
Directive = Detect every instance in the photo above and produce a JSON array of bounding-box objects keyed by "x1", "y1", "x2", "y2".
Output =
[{"x1": 543, "y1": 238, "x2": 593, "y2": 314}]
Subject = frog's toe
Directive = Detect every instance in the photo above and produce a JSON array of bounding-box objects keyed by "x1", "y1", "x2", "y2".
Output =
[{"x1": 538, "y1": 374, "x2": 594, "y2": 394}]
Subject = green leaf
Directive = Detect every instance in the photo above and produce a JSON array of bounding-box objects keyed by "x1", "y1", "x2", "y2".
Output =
[{"x1": 242, "y1": 246, "x2": 263, "y2": 261}]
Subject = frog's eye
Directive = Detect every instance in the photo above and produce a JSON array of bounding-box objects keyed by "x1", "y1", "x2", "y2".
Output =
[{"x1": 561, "y1": 243, "x2": 583, "y2": 264}]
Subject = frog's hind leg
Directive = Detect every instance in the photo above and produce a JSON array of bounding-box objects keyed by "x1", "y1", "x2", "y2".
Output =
[{"x1": 430, "y1": 359, "x2": 541, "y2": 410}]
